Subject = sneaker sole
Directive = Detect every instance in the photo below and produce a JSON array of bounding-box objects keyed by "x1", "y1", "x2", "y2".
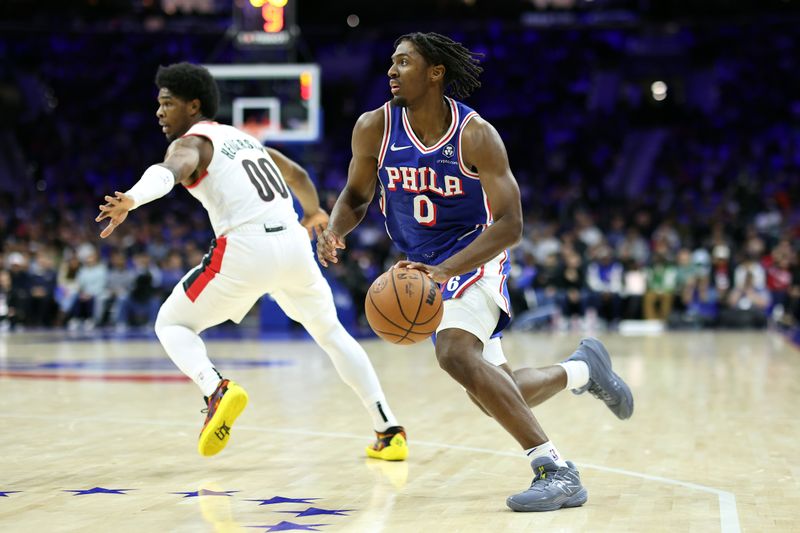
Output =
[
  {"x1": 198, "y1": 385, "x2": 248, "y2": 457},
  {"x1": 365, "y1": 435, "x2": 408, "y2": 461},
  {"x1": 576, "y1": 337, "x2": 634, "y2": 420},
  {"x1": 506, "y1": 487, "x2": 588, "y2": 512}
]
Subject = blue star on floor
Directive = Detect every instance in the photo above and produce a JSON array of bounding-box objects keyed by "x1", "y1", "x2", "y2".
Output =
[
  {"x1": 63, "y1": 487, "x2": 135, "y2": 495},
  {"x1": 246, "y1": 496, "x2": 320, "y2": 505},
  {"x1": 0, "y1": 491, "x2": 21, "y2": 497},
  {"x1": 171, "y1": 489, "x2": 240, "y2": 498},
  {"x1": 247, "y1": 521, "x2": 328, "y2": 532},
  {"x1": 278, "y1": 507, "x2": 353, "y2": 517}
]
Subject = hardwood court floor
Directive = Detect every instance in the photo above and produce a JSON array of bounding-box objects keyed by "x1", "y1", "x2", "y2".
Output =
[{"x1": 0, "y1": 329, "x2": 797, "y2": 532}]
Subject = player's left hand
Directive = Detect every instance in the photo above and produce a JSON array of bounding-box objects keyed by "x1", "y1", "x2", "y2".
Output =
[
  {"x1": 95, "y1": 191, "x2": 134, "y2": 238},
  {"x1": 300, "y1": 208, "x2": 330, "y2": 240},
  {"x1": 394, "y1": 260, "x2": 452, "y2": 284}
]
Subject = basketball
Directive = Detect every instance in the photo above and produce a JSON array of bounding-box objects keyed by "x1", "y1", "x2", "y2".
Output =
[{"x1": 365, "y1": 268, "x2": 443, "y2": 345}]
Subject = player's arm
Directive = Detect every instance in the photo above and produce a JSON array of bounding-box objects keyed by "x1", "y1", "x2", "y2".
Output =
[
  {"x1": 417, "y1": 117, "x2": 523, "y2": 281},
  {"x1": 266, "y1": 147, "x2": 328, "y2": 240},
  {"x1": 317, "y1": 108, "x2": 384, "y2": 266},
  {"x1": 95, "y1": 136, "x2": 208, "y2": 238}
]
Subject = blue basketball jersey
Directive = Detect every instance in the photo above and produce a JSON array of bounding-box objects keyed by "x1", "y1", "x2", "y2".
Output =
[
  {"x1": 376, "y1": 97, "x2": 512, "y2": 334},
  {"x1": 376, "y1": 97, "x2": 490, "y2": 265}
]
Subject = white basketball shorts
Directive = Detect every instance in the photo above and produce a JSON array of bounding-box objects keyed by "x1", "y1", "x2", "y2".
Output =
[
  {"x1": 159, "y1": 221, "x2": 336, "y2": 333},
  {"x1": 436, "y1": 251, "x2": 510, "y2": 365}
]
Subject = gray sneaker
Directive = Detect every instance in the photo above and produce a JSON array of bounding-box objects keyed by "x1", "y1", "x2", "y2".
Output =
[
  {"x1": 566, "y1": 337, "x2": 634, "y2": 420},
  {"x1": 506, "y1": 457, "x2": 588, "y2": 512}
]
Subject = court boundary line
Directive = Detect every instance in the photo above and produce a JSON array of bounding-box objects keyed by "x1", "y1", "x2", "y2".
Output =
[{"x1": 3, "y1": 413, "x2": 740, "y2": 533}]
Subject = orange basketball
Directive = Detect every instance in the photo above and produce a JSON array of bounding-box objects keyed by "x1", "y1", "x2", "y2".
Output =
[{"x1": 365, "y1": 268, "x2": 443, "y2": 345}]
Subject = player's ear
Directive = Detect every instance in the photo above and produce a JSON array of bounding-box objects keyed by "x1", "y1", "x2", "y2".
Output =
[
  {"x1": 188, "y1": 98, "x2": 202, "y2": 116},
  {"x1": 430, "y1": 64, "x2": 445, "y2": 83}
]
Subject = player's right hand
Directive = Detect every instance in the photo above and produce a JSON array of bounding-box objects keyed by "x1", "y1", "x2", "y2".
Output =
[
  {"x1": 300, "y1": 208, "x2": 330, "y2": 241},
  {"x1": 96, "y1": 191, "x2": 133, "y2": 238},
  {"x1": 394, "y1": 260, "x2": 452, "y2": 284},
  {"x1": 316, "y1": 227, "x2": 345, "y2": 267}
]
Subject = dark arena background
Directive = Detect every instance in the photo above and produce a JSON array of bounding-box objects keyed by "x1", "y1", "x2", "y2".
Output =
[{"x1": 0, "y1": 1, "x2": 798, "y2": 531}]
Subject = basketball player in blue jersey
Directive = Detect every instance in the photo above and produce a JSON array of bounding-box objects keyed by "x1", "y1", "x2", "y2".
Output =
[
  {"x1": 318, "y1": 33, "x2": 634, "y2": 512},
  {"x1": 95, "y1": 62, "x2": 407, "y2": 462}
]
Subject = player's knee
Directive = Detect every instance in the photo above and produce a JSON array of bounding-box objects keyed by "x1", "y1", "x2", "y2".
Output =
[
  {"x1": 154, "y1": 304, "x2": 175, "y2": 338},
  {"x1": 503, "y1": 365, "x2": 519, "y2": 384},
  {"x1": 154, "y1": 310, "x2": 166, "y2": 338},
  {"x1": 303, "y1": 310, "x2": 343, "y2": 344},
  {"x1": 436, "y1": 347, "x2": 479, "y2": 379}
]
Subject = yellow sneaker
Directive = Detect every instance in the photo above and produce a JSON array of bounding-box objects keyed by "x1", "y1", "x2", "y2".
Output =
[
  {"x1": 198, "y1": 379, "x2": 248, "y2": 457},
  {"x1": 365, "y1": 426, "x2": 408, "y2": 461}
]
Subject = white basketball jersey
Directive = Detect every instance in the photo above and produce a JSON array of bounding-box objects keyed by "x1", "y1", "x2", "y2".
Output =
[{"x1": 181, "y1": 121, "x2": 298, "y2": 236}]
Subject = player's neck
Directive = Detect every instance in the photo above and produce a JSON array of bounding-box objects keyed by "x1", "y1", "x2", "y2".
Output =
[
  {"x1": 405, "y1": 95, "x2": 450, "y2": 145},
  {"x1": 175, "y1": 117, "x2": 206, "y2": 138},
  {"x1": 190, "y1": 115, "x2": 210, "y2": 128}
]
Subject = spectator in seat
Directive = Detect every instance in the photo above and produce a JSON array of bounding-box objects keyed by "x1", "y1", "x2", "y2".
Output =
[
  {"x1": 787, "y1": 249, "x2": 800, "y2": 327},
  {"x1": 123, "y1": 251, "x2": 162, "y2": 327},
  {"x1": 7, "y1": 252, "x2": 30, "y2": 327},
  {"x1": 586, "y1": 245, "x2": 623, "y2": 324},
  {"x1": 763, "y1": 244, "x2": 792, "y2": 321},
  {"x1": 71, "y1": 248, "x2": 108, "y2": 329},
  {"x1": 0, "y1": 269, "x2": 15, "y2": 330},
  {"x1": 673, "y1": 248, "x2": 695, "y2": 313},
  {"x1": 621, "y1": 258, "x2": 646, "y2": 320},
  {"x1": 643, "y1": 249, "x2": 678, "y2": 321},
  {"x1": 721, "y1": 270, "x2": 770, "y2": 329},
  {"x1": 106, "y1": 250, "x2": 135, "y2": 328},
  {"x1": 26, "y1": 249, "x2": 58, "y2": 327},
  {"x1": 55, "y1": 253, "x2": 81, "y2": 327},
  {"x1": 533, "y1": 252, "x2": 562, "y2": 312},
  {"x1": 676, "y1": 271, "x2": 719, "y2": 328},
  {"x1": 710, "y1": 245, "x2": 732, "y2": 303},
  {"x1": 559, "y1": 250, "x2": 586, "y2": 326},
  {"x1": 158, "y1": 251, "x2": 186, "y2": 301}
]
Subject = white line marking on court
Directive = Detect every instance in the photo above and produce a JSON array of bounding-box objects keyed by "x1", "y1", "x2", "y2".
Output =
[{"x1": 5, "y1": 413, "x2": 741, "y2": 533}]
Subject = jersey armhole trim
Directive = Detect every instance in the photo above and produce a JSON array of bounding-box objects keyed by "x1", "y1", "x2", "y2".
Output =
[
  {"x1": 458, "y1": 111, "x2": 480, "y2": 179},
  {"x1": 184, "y1": 170, "x2": 208, "y2": 189},
  {"x1": 377, "y1": 102, "x2": 391, "y2": 169}
]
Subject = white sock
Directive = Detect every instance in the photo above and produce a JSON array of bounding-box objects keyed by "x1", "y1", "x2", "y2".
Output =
[
  {"x1": 308, "y1": 321, "x2": 399, "y2": 432},
  {"x1": 370, "y1": 401, "x2": 400, "y2": 433},
  {"x1": 196, "y1": 366, "x2": 224, "y2": 398},
  {"x1": 557, "y1": 360, "x2": 590, "y2": 391},
  {"x1": 155, "y1": 322, "x2": 222, "y2": 397},
  {"x1": 525, "y1": 441, "x2": 568, "y2": 468}
]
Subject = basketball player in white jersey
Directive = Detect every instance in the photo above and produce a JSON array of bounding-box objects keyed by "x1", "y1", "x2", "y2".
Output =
[{"x1": 95, "y1": 62, "x2": 407, "y2": 460}]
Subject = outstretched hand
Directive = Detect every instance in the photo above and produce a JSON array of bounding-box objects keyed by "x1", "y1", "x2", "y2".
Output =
[
  {"x1": 96, "y1": 191, "x2": 134, "y2": 238},
  {"x1": 394, "y1": 260, "x2": 452, "y2": 284},
  {"x1": 316, "y1": 227, "x2": 346, "y2": 267},
  {"x1": 300, "y1": 208, "x2": 330, "y2": 241}
]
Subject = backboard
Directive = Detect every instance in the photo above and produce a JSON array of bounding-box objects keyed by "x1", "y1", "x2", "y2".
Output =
[{"x1": 204, "y1": 63, "x2": 321, "y2": 143}]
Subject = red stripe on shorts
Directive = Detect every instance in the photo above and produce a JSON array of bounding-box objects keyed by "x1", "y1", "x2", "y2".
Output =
[
  {"x1": 453, "y1": 265, "x2": 485, "y2": 298},
  {"x1": 185, "y1": 236, "x2": 227, "y2": 302}
]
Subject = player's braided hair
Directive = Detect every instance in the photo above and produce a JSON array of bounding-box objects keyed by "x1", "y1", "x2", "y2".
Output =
[
  {"x1": 155, "y1": 62, "x2": 219, "y2": 119},
  {"x1": 394, "y1": 32, "x2": 483, "y2": 99}
]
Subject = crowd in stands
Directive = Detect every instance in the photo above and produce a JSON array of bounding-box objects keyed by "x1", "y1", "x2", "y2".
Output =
[{"x1": 1, "y1": 16, "x2": 799, "y2": 334}]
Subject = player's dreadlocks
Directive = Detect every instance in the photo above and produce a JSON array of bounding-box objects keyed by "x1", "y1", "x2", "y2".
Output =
[
  {"x1": 395, "y1": 32, "x2": 484, "y2": 99},
  {"x1": 155, "y1": 62, "x2": 220, "y2": 119}
]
